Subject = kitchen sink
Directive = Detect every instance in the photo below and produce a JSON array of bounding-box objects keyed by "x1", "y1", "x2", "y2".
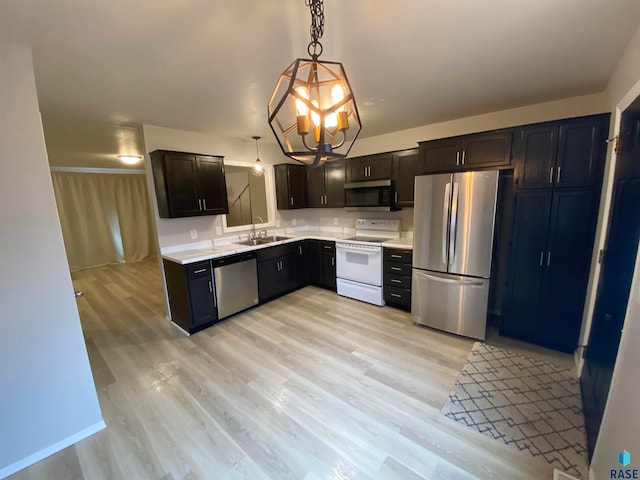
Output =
[{"x1": 236, "y1": 236, "x2": 291, "y2": 246}]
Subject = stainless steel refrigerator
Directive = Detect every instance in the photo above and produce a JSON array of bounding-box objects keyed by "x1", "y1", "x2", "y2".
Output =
[{"x1": 412, "y1": 170, "x2": 499, "y2": 340}]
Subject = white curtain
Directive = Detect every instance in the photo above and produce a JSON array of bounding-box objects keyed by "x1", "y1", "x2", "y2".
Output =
[{"x1": 51, "y1": 172, "x2": 156, "y2": 271}]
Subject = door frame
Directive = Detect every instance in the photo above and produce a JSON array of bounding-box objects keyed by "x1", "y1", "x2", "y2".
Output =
[{"x1": 578, "y1": 77, "x2": 640, "y2": 465}]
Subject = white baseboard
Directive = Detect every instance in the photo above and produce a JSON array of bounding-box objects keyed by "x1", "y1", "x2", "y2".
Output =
[{"x1": 0, "y1": 419, "x2": 106, "y2": 479}]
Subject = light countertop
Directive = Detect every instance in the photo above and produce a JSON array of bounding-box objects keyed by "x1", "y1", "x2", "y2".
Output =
[
  {"x1": 382, "y1": 238, "x2": 414, "y2": 249},
  {"x1": 162, "y1": 230, "x2": 347, "y2": 265}
]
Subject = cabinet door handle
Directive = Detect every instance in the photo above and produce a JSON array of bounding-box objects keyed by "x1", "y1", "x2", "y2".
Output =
[
  {"x1": 549, "y1": 167, "x2": 554, "y2": 183},
  {"x1": 539, "y1": 251, "x2": 544, "y2": 267},
  {"x1": 391, "y1": 266, "x2": 402, "y2": 271},
  {"x1": 391, "y1": 293, "x2": 402, "y2": 298},
  {"x1": 324, "y1": 194, "x2": 328, "y2": 205},
  {"x1": 456, "y1": 151, "x2": 460, "y2": 166},
  {"x1": 462, "y1": 150, "x2": 466, "y2": 165},
  {"x1": 299, "y1": 246, "x2": 302, "y2": 255},
  {"x1": 194, "y1": 268, "x2": 207, "y2": 274},
  {"x1": 208, "y1": 280, "x2": 212, "y2": 293},
  {"x1": 198, "y1": 198, "x2": 203, "y2": 210},
  {"x1": 547, "y1": 251, "x2": 552, "y2": 267},
  {"x1": 391, "y1": 279, "x2": 402, "y2": 284},
  {"x1": 202, "y1": 198, "x2": 207, "y2": 210},
  {"x1": 331, "y1": 256, "x2": 335, "y2": 266},
  {"x1": 557, "y1": 166, "x2": 561, "y2": 183},
  {"x1": 395, "y1": 192, "x2": 398, "y2": 203},
  {"x1": 290, "y1": 196, "x2": 294, "y2": 207},
  {"x1": 391, "y1": 254, "x2": 402, "y2": 259},
  {"x1": 323, "y1": 245, "x2": 332, "y2": 250},
  {"x1": 364, "y1": 166, "x2": 367, "y2": 177}
]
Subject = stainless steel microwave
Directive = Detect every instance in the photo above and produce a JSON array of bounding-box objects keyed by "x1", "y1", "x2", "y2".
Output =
[{"x1": 344, "y1": 180, "x2": 400, "y2": 211}]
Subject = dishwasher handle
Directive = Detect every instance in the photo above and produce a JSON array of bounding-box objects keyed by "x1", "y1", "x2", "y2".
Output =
[{"x1": 212, "y1": 252, "x2": 256, "y2": 267}]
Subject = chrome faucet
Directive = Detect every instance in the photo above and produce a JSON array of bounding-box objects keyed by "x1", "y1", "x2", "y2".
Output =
[{"x1": 250, "y1": 216, "x2": 264, "y2": 240}]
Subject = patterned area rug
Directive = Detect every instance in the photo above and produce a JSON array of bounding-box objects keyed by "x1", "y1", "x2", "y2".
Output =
[{"x1": 441, "y1": 343, "x2": 588, "y2": 479}]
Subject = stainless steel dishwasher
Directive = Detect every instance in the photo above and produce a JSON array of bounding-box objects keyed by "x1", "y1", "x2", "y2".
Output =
[{"x1": 212, "y1": 253, "x2": 259, "y2": 319}]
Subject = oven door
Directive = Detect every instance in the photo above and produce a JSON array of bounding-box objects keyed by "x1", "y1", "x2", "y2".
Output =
[{"x1": 336, "y1": 243, "x2": 383, "y2": 286}]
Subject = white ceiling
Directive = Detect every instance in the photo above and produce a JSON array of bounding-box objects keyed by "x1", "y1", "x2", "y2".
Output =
[{"x1": 1, "y1": 0, "x2": 640, "y2": 163}]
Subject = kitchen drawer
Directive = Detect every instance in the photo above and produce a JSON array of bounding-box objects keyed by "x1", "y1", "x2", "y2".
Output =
[
  {"x1": 384, "y1": 262, "x2": 412, "y2": 276},
  {"x1": 384, "y1": 285, "x2": 411, "y2": 310},
  {"x1": 186, "y1": 261, "x2": 212, "y2": 280},
  {"x1": 256, "y1": 243, "x2": 297, "y2": 263},
  {"x1": 384, "y1": 272, "x2": 411, "y2": 289},
  {"x1": 383, "y1": 248, "x2": 412, "y2": 264}
]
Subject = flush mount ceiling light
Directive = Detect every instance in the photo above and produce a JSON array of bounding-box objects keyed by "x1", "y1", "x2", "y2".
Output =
[
  {"x1": 118, "y1": 155, "x2": 143, "y2": 165},
  {"x1": 252, "y1": 136, "x2": 264, "y2": 177},
  {"x1": 268, "y1": 0, "x2": 361, "y2": 167}
]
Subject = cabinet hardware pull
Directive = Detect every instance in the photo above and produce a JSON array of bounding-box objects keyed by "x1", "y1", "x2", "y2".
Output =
[
  {"x1": 290, "y1": 196, "x2": 294, "y2": 206},
  {"x1": 456, "y1": 151, "x2": 460, "y2": 166},
  {"x1": 395, "y1": 192, "x2": 398, "y2": 203},
  {"x1": 208, "y1": 281, "x2": 212, "y2": 293},
  {"x1": 391, "y1": 254, "x2": 402, "y2": 258},
  {"x1": 391, "y1": 266, "x2": 402, "y2": 271},
  {"x1": 323, "y1": 245, "x2": 332, "y2": 250},
  {"x1": 331, "y1": 257, "x2": 335, "y2": 266},
  {"x1": 364, "y1": 166, "x2": 367, "y2": 177},
  {"x1": 198, "y1": 199, "x2": 202, "y2": 210},
  {"x1": 391, "y1": 293, "x2": 402, "y2": 298},
  {"x1": 549, "y1": 167, "x2": 554, "y2": 183},
  {"x1": 325, "y1": 194, "x2": 328, "y2": 204},
  {"x1": 202, "y1": 198, "x2": 207, "y2": 210},
  {"x1": 462, "y1": 150, "x2": 466, "y2": 165},
  {"x1": 547, "y1": 251, "x2": 552, "y2": 267},
  {"x1": 299, "y1": 246, "x2": 302, "y2": 255},
  {"x1": 391, "y1": 279, "x2": 401, "y2": 283},
  {"x1": 539, "y1": 252, "x2": 544, "y2": 267},
  {"x1": 194, "y1": 268, "x2": 207, "y2": 274},
  {"x1": 557, "y1": 166, "x2": 561, "y2": 183}
]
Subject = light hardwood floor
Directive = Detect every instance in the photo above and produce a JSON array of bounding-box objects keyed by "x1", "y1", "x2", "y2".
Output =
[{"x1": 9, "y1": 259, "x2": 573, "y2": 480}]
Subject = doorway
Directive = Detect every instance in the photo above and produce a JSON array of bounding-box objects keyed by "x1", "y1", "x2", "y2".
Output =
[{"x1": 580, "y1": 96, "x2": 640, "y2": 457}]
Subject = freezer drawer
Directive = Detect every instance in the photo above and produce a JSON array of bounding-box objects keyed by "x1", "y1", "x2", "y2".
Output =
[{"x1": 411, "y1": 268, "x2": 489, "y2": 340}]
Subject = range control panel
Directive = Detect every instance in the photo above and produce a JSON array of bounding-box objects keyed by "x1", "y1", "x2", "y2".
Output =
[{"x1": 355, "y1": 219, "x2": 401, "y2": 232}]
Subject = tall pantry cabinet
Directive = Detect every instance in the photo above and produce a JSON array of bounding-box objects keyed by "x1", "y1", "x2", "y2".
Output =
[{"x1": 501, "y1": 114, "x2": 609, "y2": 352}]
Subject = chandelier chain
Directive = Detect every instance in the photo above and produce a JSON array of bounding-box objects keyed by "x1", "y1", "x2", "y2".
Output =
[{"x1": 306, "y1": 0, "x2": 324, "y2": 58}]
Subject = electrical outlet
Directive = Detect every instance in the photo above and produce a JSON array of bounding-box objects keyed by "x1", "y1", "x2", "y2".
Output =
[
  {"x1": 333, "y1": 217, "x2": 339, "y2": 225},
  {"x1": 292, "y1": 218, "x2": 297, "y2": 226},
  {"x1": 190, "y1": 229, "x2": 198, "y2": 240}
]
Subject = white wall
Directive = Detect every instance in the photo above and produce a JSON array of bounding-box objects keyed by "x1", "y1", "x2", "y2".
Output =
[
  {"x1": 589, "y1": 23, "x2": 640, "y2": 480},
  {"x1": 0, "y1": 43, "x2": 103, "y2": 478}
]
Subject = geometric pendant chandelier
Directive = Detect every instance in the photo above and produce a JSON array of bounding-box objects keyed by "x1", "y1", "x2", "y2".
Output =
[{"x1": 268, "y1": 0, "x2": 361, "y2": 167}]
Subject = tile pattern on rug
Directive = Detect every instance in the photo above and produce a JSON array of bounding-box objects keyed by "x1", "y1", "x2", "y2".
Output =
[{"x1": 441, "y1": 342, "x2": 588, "y2": 479}]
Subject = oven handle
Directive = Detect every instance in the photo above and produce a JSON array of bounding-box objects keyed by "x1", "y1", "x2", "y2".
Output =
[{"x1": 336, "y1": 245, "x2": 380, "y2": 254}]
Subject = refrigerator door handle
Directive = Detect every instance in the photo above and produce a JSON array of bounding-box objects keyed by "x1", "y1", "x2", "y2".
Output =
[
  {"x1": 442, "y1": 182, "x2": 451, "y2": 264},
  {"x1": 414, "y1": 270, "x2": 484, "y2": 286},
  {"x1": 449, "y1": 182, "x2": 459, "y2": 266}
]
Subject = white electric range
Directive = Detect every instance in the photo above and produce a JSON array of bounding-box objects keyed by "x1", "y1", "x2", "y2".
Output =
[{"x1": 335, "y1": 219, "x2": 401, "y2": 306}]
